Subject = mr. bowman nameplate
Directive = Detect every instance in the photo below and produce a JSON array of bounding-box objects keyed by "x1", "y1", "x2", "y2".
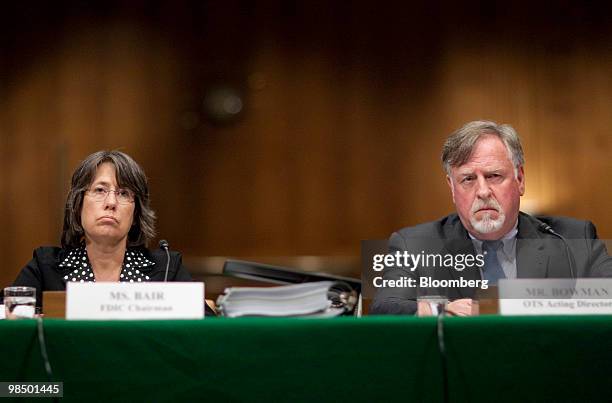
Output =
[
  {"x1": 499, "y1": 279, "x2": 612, "y2": 315},
  {"x1": 66, "y1": 282, "x2": 204, "y2": 320}
]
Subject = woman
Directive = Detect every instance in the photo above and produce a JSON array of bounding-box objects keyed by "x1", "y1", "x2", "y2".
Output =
[{"x1": 11, "y1": 151, "x2": 212, "y2": 314}]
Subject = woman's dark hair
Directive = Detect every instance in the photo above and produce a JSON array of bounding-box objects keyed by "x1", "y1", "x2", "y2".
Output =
[{"x1": 61, "y1": 150, "x2": 156, "y2": 248}]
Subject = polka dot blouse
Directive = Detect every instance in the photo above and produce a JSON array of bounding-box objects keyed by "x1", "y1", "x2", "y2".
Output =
[{"x1": 59, "y1": 246, "x2": 155, "y2": 283}]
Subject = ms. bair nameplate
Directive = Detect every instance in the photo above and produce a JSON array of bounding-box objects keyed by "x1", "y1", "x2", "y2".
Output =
[
  {"x1": 66, "y1": 282, "x2": 204, "y2": 320},
  {"x1": 499, "y1": 279, "x2": 612, "y2": 315}
]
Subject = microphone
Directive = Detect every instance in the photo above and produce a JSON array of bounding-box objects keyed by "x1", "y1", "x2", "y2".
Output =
[
  {"x1": 535, "y1": 220, "x2": 576, "y2": 279},
  {"x1": 159, "y1": 240, "x2": 170, "y2": 282}
]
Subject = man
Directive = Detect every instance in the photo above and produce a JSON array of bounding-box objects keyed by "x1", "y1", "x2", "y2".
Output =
[{"x1": 371, "y1": 120, "x2": 612, "y2": 315}]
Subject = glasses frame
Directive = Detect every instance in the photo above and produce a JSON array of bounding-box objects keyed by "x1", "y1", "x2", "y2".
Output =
[{"x1": 85, "y1": 186, "x2": 136, "y2": 205}]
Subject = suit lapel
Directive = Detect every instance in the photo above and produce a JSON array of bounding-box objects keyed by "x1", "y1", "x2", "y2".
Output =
[
  {"x1": 516, "y1": 213, "x2": 547, "y2": 278},
  {"x1": 441, "y1": 216, "x2": 480, "y2": 298},
  {"x1": 441, "y1": 213, "x2": 550, "y2": 292}
]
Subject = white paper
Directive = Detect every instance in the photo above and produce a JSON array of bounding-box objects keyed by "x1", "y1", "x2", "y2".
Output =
[
  {"x1": 66, "y1": 282, "x2": 204, "y2": 320},
  {"x1": 217, "y1": 281, "x2": 337, "y2": 317},
  {"x1": 499, "y1": 298, "x2": 612, "y2": 315},
  {"x1": 499, "y1": 279, "x2": 612, "y2": 315}
]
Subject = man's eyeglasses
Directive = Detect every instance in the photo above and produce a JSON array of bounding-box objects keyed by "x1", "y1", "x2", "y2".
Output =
[{"x1": 86, "y1": 186, "x2": 135, "y2": 204}]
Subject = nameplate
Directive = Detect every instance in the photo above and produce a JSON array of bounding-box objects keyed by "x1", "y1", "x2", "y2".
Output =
[
  {"x1": 66, "y1": 282, "x2": 204, "y2": 320},
  {"x1": 499, "y1": 279, "x2": 612, "y2": 315}
]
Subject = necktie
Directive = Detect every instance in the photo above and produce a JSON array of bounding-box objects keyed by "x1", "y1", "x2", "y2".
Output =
[{"x1": 482, "y1": 240, "x2": 505, "y2": 286}]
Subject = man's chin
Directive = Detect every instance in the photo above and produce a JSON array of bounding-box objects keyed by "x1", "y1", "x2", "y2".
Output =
[{"x1": 470, "y1": 216, "x2": 505, "y2": 235}]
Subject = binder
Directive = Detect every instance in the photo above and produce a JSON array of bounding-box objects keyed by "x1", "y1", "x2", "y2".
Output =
[
  {"x1": 219, "y1": 260, "x2": 362, "y2": 317},
  {"x1": 216, "y1": 281, "x2": 359, "y2": 317}
]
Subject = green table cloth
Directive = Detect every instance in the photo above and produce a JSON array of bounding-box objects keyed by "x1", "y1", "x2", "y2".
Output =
[{"x1": 0, "y1": 316, "x2": 610, "y2": 402}]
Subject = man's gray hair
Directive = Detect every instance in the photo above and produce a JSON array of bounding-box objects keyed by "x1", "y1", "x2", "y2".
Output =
[{"x1": 441, "y1": 120, "x2": 525, "y2": 175}]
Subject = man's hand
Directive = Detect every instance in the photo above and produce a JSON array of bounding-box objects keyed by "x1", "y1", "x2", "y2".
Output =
[
  {"x1": 417, "y1": 301, "x2": 434, "y2": 316},
  {"x1": 445, "y1": 298, "x2": 476, "y2": 316},
  {"x1": 417, "y1": 298, "x2": 478, "y2": 316}
]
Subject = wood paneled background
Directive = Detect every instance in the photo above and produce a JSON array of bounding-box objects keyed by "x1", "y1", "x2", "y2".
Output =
[{"x1": 1, "y1": 2, "x2": 612, "y2": 288}]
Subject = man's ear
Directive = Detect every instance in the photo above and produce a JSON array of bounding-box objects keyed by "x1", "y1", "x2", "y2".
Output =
[
  {"x1": 446, "y1": 175, "x2": 456, "y2": 203},
  {"x1": 516, "y1": 166, "x2": 525, "y2": 196}
]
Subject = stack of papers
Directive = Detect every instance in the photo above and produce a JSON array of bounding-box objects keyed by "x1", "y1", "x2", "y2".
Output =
[{"x1": 217, "y1": 281, "x2": 352, "y2": 318}]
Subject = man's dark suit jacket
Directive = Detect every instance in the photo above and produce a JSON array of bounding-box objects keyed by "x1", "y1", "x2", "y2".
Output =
[{"x1": 370, "y1": 212, "x2": 612, "y2": 315}]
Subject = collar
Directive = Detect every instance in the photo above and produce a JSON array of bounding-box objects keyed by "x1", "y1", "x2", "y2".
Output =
[
  {"x1": 59, "y1": 246, "x2": 155, "y2": 284},
  {"x1": 468, "y1": 220, "x2": 518, "y2": 259}
]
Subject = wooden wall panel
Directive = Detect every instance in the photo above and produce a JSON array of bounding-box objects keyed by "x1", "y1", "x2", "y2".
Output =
[{"x1": 1, "y1": 2, "x2": 612, "y2": 288}]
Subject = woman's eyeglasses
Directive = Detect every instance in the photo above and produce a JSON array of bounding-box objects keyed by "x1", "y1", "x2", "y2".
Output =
[{"x1": 86, "y1": 186, "x2": 135, "y2": 204}]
